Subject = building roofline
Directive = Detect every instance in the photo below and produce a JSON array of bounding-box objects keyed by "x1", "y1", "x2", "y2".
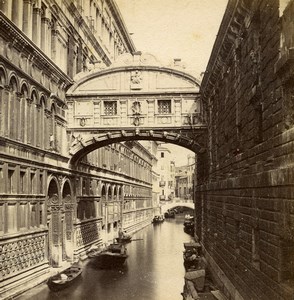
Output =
[{"x1": 107, "y1": 0, "x2": 136, "y2": 53}]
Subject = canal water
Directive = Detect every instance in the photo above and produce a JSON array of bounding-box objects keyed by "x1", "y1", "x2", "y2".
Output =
[{"x1": 17, "y1": 215, "x2": 194, "y2": 300}]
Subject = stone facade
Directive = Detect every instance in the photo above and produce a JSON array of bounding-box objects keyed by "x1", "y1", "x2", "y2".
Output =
[
  {"x1": 175, "y1": 154, "x2": 196, "y2": 199},
  {"x1": 0, "y1": 1, "x2": 154, "y2": 299},
  {"x1": 197, "y1": 0, "x2": 294, "y2": 299}
]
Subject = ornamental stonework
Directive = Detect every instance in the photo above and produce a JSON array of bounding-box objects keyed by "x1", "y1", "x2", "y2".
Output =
[
  {"x1": 0, "y1": 235, "x2": 46, "y2": 280},
  {"x1": 76, "y1": 223, "x2": 100, "y2": 247}
]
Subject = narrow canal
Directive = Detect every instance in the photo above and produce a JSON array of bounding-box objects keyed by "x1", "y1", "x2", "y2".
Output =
[{"x1": 17, "y1": 215, "x2": 194, "y2": 300}]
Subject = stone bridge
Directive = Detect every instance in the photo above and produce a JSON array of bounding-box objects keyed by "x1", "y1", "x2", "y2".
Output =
[
  {"x1": 66, "y1": 53, "x2": 207, "y2": 164},
  {"x1": 160, "y1": 199, "x2": 194, "y2": 214}
]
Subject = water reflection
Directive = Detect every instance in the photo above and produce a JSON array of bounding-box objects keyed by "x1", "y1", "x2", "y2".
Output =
[{"x1": 18, "y1": 215, "x2": 194, "y2": 300}]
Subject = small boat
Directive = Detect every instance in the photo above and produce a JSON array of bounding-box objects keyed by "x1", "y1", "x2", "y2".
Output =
[
  {"x1": 47, "y1": 266, "x2": 82, "y2": 292},
  {"x1": 184, "y1": 214, "x2": 194, "y2": 221},
  {"x1": 164, "y1": 210, "x2": 175, "y2": 218},
  {"x1": 152, "y1": 215, "x2": 164, "y2": 223},
  {"x1": 183, "y1": 242, "x2": 202, "y2": 271},
  {"x1": 88, "y1": 243, "x2": 128, "y2": 268},
  {"x1": 115, "y1": 234, "x2": 132, "y2": 243}
]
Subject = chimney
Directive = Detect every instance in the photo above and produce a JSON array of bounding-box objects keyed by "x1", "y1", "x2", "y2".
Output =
[
  {"x1": 174, "y1": 58, "x2": 181, "y2": 66},
  {"x1": 133, "y1": 51, "x2": 142, "y2": 62}
]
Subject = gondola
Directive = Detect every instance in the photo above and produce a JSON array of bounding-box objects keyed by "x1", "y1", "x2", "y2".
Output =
[
  {"x1": 152, "y1": 215, "x2": 165, "y2": 223},
  {"x1": 164, "y1": 210, "x2": 175, "y2": 218},
  {"x1": 88, "y1": 243, "x2": 128, "y2": 268},
  {"x1": 115, "y1": 235, "x2": 132, "y2": 243},
  {"x1": 47, "y1": 265, "x2": 82, "y2": 292}
]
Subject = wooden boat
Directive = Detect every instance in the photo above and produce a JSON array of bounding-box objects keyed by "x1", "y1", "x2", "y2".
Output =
[
  {"x1": 184, "y1": 214, "x2": 194, "y2": 222},
  {"x1": 115, "y1": 234, "x2": 132, "y2": 243},
  {"x1": 152, "y1": 215, "x2": 164, "y2": 223},
  {"x1": 47, "y1": 266, "x2": 82, "y2": 292},
  {"x1": 183, "y1": 242, "x2": 202, "y2": 271},
  {"x1": 88, "y1": 243, "x2": 128, "y2": 268},
  {"x1": 164, "y1": 210, "x2": 175, "y2": 218}
]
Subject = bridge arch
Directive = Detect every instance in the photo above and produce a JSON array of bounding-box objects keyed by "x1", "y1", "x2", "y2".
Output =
[
  {"x1": 161, "y1": 201, "x2": 194, "y2": 214},
  {"x1": 66, "y1": 53, "x2": 207, "y2": 165},
  {"x1": 69, "y1": 129, "x2": 206, "y2": 165}
]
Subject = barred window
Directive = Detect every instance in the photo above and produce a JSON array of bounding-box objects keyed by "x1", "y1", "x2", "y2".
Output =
[
  {"x1": 158, "y1": 100, "x2": 171, "y2": 114},
  {"x1": 104, "y1": 101, "x2": 117, "y2": 115}
]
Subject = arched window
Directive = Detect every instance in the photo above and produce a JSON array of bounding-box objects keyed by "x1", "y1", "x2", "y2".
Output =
[
  {"x1": 113, "y1": 186, "x2": 117, "y2": 201},
  {"x1": 49, "y1": 104, "x2": 56, "y2": 151},
  {"x1": 30, "y1": 90, "x2": 38, "y2": 146},
  {"x1": 107, "y1": 185, "x2": 112, "y2": 201},
  {"x1": 39, "y1": 96, "x2": 46, "y2": 148},
  {"x1": 101, "y1": 185, "x2": 106, "y2": 201},
  {"x1": 0, "y1": 68, "x2": 7, "y2": 136},
  {"x1": 20, "y1": 84, "x2": 28, "y2": 143},
  {"x1": 8, "y1": 76, "x2": 18, "y2": 139}
]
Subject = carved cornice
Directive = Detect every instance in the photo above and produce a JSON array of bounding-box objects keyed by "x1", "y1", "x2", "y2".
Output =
[{"x1": 201, "y1": 0, "x2": 249, "y2": 100}]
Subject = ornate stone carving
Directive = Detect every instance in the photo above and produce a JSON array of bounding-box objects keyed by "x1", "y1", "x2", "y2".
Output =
[
  {"x1": 130, "y1": 70, "x2": 142, "y2": 90},
  {"x1": 76, "y1": 223, "x2": 99, "y2": 247},
  {"x1": 0, "y1": 235, "x2": 46, "y2": 279}
]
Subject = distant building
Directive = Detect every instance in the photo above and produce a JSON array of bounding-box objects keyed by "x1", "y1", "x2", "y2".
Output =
[
  {"x1": 154, "y1": 145, "x2": 176, "y2": 202},
  {"x1": 139, "y1": 141, "x2": 161, "y2": 214},
  {"x1": 175, "y1": 154, "x2": 195, "y2": 199}
]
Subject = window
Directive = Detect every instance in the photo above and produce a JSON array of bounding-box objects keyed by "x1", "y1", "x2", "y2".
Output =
[
  {"x1": 30, "y1": 172, "x2": 35, "y2": 194},
  {"x1": 161, "y1": 152, "x2": 164, "y2": 158},
  {"x1": 20, "y1": 171, "x2": 26, "y2": 193},
  {"x1": 7, "y1": 204, "x2": 16, "y2": 232},
  {"x1": 30, "y1": 203, "x2": 37, "y2": 227},
  {"x1": 8, "y1": 169, "x2": 14, "y2": 193},
  {"x1": 39, "y1": 173, "x2": 43, "y2": 194},
  {"x1": 158, "y1": 100, "x2": 171, "y2": 114},
  {"x1": 39, "y1": 203, "x2": 44, "y2": 226},
  {"x1": 19, "y1": 203, "x2": 27, "y2": 229},
  {"x1": 0, "y1": 204, "x2": 4, "y2": 233},
  {"x1": 104, "y1": 101, "x2": 117, "y2": 115}
]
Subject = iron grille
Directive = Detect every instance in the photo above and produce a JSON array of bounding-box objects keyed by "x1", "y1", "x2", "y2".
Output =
[
  {"x1": 104, "y1": 101, "x2": 117, "y2": 115},
  {"x1": 158, "y1": 100, "x2": 171, "y2": 114}
]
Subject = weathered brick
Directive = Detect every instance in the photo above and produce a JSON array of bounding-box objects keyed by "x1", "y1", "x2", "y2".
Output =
[{"x1": 197, "y1": 0, "x2": 294, "y2": 298}]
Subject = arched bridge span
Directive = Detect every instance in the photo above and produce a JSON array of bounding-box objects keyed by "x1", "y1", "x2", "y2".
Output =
[
  {"x1": 161, "y1": 200, "x2": 194, "y2": 214},
  {"x1": 66, "y1": 53, "x2": 207, "y2": 164},
  {"x1": 69, "y1": 129, "x2": 206, "y2": 164}
]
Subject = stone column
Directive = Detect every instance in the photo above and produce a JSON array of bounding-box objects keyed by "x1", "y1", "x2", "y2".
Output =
[
  {"x1": 11, "y1": 0, "x2": 23, "y2": 28},
  {"x1": 23, "y1": 0, "x2": 33, "y2": 39},
  {"x1": 32, "y1": 7, "x2": 42, "y2": 47}
]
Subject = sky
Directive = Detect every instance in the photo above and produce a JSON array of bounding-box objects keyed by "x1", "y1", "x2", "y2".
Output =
[
  {"x1": 116, "y1": 0, "x2": 228, "y2": 79},
  {"x1": 115, "y1": 0, "x2": 228, "y2": 166}
]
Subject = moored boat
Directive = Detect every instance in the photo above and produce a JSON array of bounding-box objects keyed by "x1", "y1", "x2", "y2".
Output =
[
  {"x1": 164, "y1": 210, "x2": 175, "y2": 218},
  {"x1": 115, "y1": 235, "x2": 132, "y2": 243},
  {"x1": 184, "y1": 214, "x2": 194, "y2": 222},
  {"x1": 152, "y1": 215, "x2": 165, "y2": 223},
  {"x1": 47, "y1": 266, "x2": 82, "y2": 292},
  {"x1": 88, "y1": 243, "x2": 128, "y2": 268},
  {"x1": 116, "y1": 228, "x2": 132, "y2": 243}
]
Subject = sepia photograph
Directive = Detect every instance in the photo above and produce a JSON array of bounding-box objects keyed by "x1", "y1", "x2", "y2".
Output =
[{"x1": 0, "y1": 0, "x2": 293, "y2": 299}]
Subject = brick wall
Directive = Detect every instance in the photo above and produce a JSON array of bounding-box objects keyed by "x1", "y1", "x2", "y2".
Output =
[{"x1": 197, "y1": 0, "x2": 294, "y2": 299}]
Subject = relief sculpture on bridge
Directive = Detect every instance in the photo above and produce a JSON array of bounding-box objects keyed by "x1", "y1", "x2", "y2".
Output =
[
  {"x1": 130, "y1": 70, "x2": 143, "y2": 90},
  {"x1": 131, "y1": 100, "x2": 142, "y2": 126}
]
